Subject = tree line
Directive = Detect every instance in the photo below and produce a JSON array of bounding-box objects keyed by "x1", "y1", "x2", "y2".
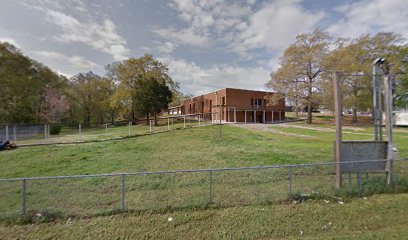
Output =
[
  {"x1": 268, "y1": 30, "x2": 408, "y2": 124},
  {"x1": 0, "y1": 42, "x2": 185, "y2": 126}
]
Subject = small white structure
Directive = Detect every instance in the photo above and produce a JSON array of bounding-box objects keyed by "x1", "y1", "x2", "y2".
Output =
[{"x1": 394, "y1": 111, "x2": 408, "y2": 126}]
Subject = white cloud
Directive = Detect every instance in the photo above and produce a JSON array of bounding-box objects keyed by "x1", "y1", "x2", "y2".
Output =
[
  {"x1": 30, "y1": 51, "x2": 100, "y2": 71},
  {"x1": 157, "y1": 41, "x2": 178, "y2": 54},
  {"x1": 22, "y1": 1, "x2": 130, "y2": 61},
  {"x1": 152, "y1": 0, "x2": 252, "y2": 48},
  {"x1": 158, "y1": 55, "x2": 271, "y2": 95},
  {"x1": 0, "y1": 38, "x2": 19, "y2": 47},
  {"x1": 231, "y1": 0, "x2": 326, "y2": 56},
  {"x1": 153, "y1": 0, "x2": 325, "y2": 58},
  {"x1": 328, "y1": 0, "x2": 408, "y2": 39}
]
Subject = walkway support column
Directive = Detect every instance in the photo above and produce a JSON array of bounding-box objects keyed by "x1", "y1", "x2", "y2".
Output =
[
  {"x1": 234, "y1": 107, "x2": 237, "y2": 123},
  {"x1": 263, "y1": 110, "x2": 265, "y2": 124}
]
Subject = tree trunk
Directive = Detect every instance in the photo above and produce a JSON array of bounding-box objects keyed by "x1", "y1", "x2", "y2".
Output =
[
  {"x1": 295, "y1": 97, "x2": 299, "y2": 118},
  {"x1": 352, "y1": 108, "x2": 358, "y2": 123},
  {"x1": 85, "y1": 110, "x2": 91, "y2": 127},
  {"x1": 154, "y1": 113, "x2": 158, "y2": 126},
  {"x1": 146, "y1": 113, "x2": 149, "y2": 125},
  {"x1": 306, "y1": 85, "x2": 313, "y2": 124},
  {"x1": 110, "y1": 110, "x2": 115, "y2": 125}
]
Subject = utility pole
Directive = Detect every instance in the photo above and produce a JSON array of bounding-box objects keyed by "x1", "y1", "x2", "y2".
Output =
[
  {"x1": 384, "y1": 70, "x2": 394, "y2": 184},
  {"x1": 373, "y1": 59, "x2": 384, "y2": 141},
  {"x1": 334, "y1": 72, "x2": 343, "y2": 189}
]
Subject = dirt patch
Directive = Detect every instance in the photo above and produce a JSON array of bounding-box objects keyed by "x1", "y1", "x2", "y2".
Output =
[{"x1": 232, "y1": 124, "x2": 317, "y2": 138}]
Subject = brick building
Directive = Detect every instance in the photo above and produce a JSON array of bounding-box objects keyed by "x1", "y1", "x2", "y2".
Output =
[{"x1": 169, "y1": 88, "x2": 285, "y2": 123}]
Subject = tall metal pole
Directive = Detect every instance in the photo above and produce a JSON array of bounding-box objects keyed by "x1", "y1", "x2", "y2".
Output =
[
  {"x1": 372, "y1": 64, "x2": 378, "y2": 140},
  {"x1": 384, "y1": 73, "x2": 394, "y2": 184},
  {"x1": 372, "y1": 63, "x2": 383, "y2": 141},
  {"x1": 334, "y1": 72, "x2": 343, "y2": 189}
]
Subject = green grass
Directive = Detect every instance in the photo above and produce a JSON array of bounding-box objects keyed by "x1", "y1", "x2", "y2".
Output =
[
  {"x1": 0, "y1": 193, "x2": 407, "y2": 239},
  {"x1": 0, "y1": 125, "x2": 336, "y2": 178},
  {"x1": 1, "y1": 122, "x2": 408, "y2": 238}
]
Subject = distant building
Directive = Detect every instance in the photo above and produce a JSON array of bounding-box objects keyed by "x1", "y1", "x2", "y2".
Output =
[
  {"x1": 394, "y1": 110, "x2": 408, "y2": 126},
  {"x1": 169, "y1": 88, "x2": 285, "y2": 123}
]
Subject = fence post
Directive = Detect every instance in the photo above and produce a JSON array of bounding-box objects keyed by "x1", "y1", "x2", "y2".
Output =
[
  {"x1": 48, "y1": 124, "x2": 50, "y2": 139},
  {"x1": 79, "y1": 124, "x2": 82, "y2": 141},
  {"x1": 22, "y1": 178, "x2": 26, "y2": 215},
  {"x1": 209, "y1": 170, "x2": 213, "y2": 204},
  {"x1": 5, "y1": 125, "x2": 9, "y2": 140},
  {"x1": 128, "y1": 122, "x2": 132, "y2": 137},
  {"x1": 44, "y1": 124, "x2": 47, "y2": 140},
  {"x1": 357, "y1": 173, "x2": 362, "y2": 196},
  {"x1": 183, "y1": 116, "x2": 186, "y2": 128},
  {"x1": 13, "y1": 125, "x2": 17, "y2": 142},
  {"x1": 150, "y1": 120, "x2": 152, "y2": 133},
  {"x1": 105, "y1": 124, "x2": 108, "y2": 140},
  {"x1": 199, "y1": 114, "x2": 201, "y2": 126},
  {"x1": 168, "y1": 117, "x2": 170, "y2": 131},
  {"x1": 288, "y1": 167, "x2": 292, "y2": 197},
  {"x1": 121, "y1": 174, "x2": 125, "y2": 211}
]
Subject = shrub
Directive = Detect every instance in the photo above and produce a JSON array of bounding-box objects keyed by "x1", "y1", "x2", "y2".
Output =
[{"x1": 50, "y1": 125, "x2": 62, "y2": 135}]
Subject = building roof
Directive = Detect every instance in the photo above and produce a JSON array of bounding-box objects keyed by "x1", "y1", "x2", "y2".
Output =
[{"x1": 183, "y1": 87, "x2": 273, "y2": 102}]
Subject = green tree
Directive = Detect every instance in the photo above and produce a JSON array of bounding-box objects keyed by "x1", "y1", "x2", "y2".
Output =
[
  {"x1": 268, "y1": 30, "x2": 331, "y2": 124},
  {"x1": 0, "y1": 42, "x2": 68, "y2": 123},
  {"x1": 69, "y1": 72, "x2": 114, "y2": 126},
  {"x1": 110, "y1": 54, "x2": 177, "y2": 122},
  {"x1": 323, "y1": 32, "x2": 404, "y2": 122},
  {"x1": 134, "y1": 76, "x2": 172, "y2": 124}
]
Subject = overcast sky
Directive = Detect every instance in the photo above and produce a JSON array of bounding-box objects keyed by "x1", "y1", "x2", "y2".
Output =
[{"x1": 0, "y1": 0, "x2": 407, "y2": 95}]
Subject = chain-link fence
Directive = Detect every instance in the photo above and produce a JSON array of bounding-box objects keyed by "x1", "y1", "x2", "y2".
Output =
[
  {"x1": 0, "y1": 159, "x2": 407, "y2": 220},
  {"x1": 0, "y1": 113, "x2": 217, "y2": 146}
]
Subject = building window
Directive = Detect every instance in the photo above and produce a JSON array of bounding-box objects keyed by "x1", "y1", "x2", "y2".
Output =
[
  {"x1": 222, "y1": 97, "x2": 225, "y2": 105},
  {"x1": 251, "y1": 98, "x2": 253, "y2": 106},
  {"x1": 256, "y1": 99, "x2": 261, "y2": 106},
  {"x1": 264, "y1": 99, "x2": 267, "y2": 106}
]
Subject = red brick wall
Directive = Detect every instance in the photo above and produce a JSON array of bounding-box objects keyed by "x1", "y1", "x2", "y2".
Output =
[{"x1": 181, "y1": 88, "x2": 285, "y2": 122}]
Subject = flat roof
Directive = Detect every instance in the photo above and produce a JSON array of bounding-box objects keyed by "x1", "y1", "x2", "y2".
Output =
[{"x1": 183, "y1": 87, "x2": 273, "y2": 102}]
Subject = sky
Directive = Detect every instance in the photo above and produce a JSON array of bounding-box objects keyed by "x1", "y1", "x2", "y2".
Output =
[{"x1": 0, "y1": 0, "x2": 407, "y2": 95}]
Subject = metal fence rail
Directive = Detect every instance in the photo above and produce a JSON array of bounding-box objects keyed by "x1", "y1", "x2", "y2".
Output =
[
  {"x1": 0, "y1": 113, "x2": 217, "y2": 147},
  {"x1": 0, "y1": 159, "x2": 407, "y2": 219}
]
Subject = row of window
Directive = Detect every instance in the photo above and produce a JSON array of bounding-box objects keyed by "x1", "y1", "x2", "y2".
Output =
[{"x1": 251, "y1": 98, "x2": 267, "y2": 106}]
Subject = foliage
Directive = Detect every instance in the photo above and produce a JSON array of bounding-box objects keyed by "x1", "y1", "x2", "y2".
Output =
[
  {"x1": 134, "y1": 76, "x2": 172, "y2": 123},
  {"x1": 69, "y1": 72, "x2": 114, "y2": 126},
  {"x1": 0, "y1": 42, "x2": 68, "y2": 124},
  {"x1": 323, "y1": 32, "x2": 404, "y2": 123},
  {"x1": 49, "y1": 125, "x2": 62, "y2": 135},
  {"x1": 268, "y1": 30, "x2": 331, "y2": 123},
  {"x1": 110, "y1": 54, "x2": 177, "y2": 121},
  {"x1": 39, "y1": 87, "x2": 70, "y2": 124},
  {"x1": 396, "y1": 46, "x2": 408, "y2": 109}
]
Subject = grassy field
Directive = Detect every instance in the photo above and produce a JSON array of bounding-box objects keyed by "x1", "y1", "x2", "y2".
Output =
[
  {"x1": 1, "y1": 194, "x2": 407, "y2": 239},
  {"x1": 3, "y1": 116, "x2": 407, "y2": 178},
  {"x1": 1, "y1": 117, "x2": 408, "y2": 239}
]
